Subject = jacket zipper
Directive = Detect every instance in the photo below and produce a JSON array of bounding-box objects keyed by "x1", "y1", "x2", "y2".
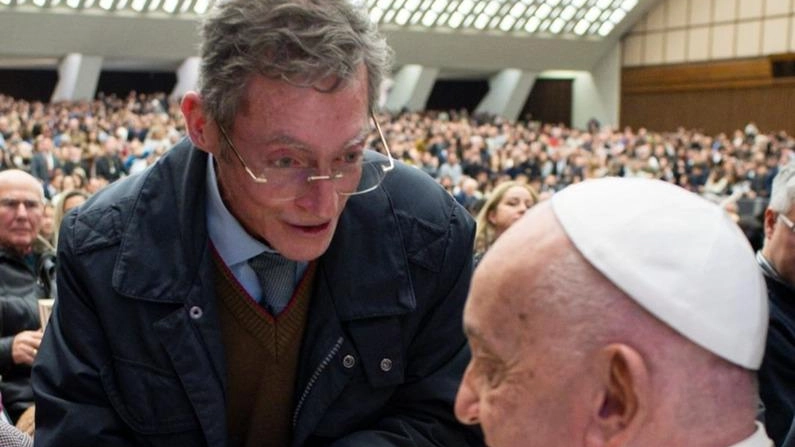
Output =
[{"x1": 292, "y1": 336, "x2": 344, "y2": 428}]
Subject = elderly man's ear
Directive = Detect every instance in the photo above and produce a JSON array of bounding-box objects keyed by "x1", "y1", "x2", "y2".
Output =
[
  {"x1": 584, "y1": 344, "x2": 649, "y2": 447},
  {"x1": 763, "y1": 208, "x2": 778, "y2": 240}
]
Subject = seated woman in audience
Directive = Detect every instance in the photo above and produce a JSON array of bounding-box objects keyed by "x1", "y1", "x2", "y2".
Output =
[
  {"x1": 473, "y1": 180, "x2": 538, "y2": 266},
  {"x1": 703, "y1": 165, "x2": 729, "y2": 198},
  {"x1": 52, "y1": 189, "x2": 89, "y2": 248}
]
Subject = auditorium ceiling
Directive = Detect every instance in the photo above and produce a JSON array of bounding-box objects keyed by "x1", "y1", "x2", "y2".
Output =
[{"x1": 0, "y1": 0, "x2": 661, "y2": 75}]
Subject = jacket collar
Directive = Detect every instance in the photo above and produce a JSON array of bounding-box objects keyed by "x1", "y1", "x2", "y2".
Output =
[
  {"x1": 0, "y1": 244, "x2": 22, "y2": 261},
  {"x1": 0, "y1": 238, "x2": 51, "y2": 260},
  {"x1": 112, "y1": 138, "x2": 211, "y2": 303},
  {"x1": 319, "y1": 186, "x2": 416, "y2": 320}
]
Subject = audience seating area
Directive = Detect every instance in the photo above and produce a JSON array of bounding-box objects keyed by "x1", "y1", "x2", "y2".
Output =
[{"x1": 1, "y1": 91, "x2": 790, "y2": 249}]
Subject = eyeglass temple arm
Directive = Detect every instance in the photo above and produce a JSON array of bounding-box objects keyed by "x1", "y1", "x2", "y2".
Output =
[
  {"x1": 218, "y1": 122, "x2": 269, "y2": 184},
  {"x1": 371, "y1": 111, "x2": 395, "y2": 174}
]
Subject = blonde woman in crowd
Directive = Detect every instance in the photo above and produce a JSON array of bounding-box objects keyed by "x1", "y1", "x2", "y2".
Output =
[
  {"x1": 51, "y1": 189, "x2": 89, "y2": 248},
  {"x1": 473, "y1": 180, "x2": 539, "y2": 266}
]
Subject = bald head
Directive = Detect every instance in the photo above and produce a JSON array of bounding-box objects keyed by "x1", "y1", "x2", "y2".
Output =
[
  {"x1": 470, "y1": 201, "x2": 709, "y2": 366},
  {"x1": 550, "y1": 178, "x2": 766, "y2": 369},
  {"x1": 0, "y1": 170, "x2": 44, "y2": 195},
  {"x1": 456, "y1": 179, "x2": 764, "y2": 447},
  {"x1": 0, "y1": 169, "x2": 45, "y2": 255}
]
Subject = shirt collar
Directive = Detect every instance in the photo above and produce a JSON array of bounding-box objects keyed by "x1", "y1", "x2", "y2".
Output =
[
  {"x1": 727, "y1": 422, "x2": 773, "y2": 447},
  {"x1": 756, "y1": 250, "x2": 795, "y2": 292},
  {"x1": 205, "y1": 155, "x2": 272, "y2": 266}
]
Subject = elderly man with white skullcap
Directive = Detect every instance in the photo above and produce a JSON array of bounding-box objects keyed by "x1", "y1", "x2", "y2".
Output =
[
  {"x1": 757, "y1": 164, "x2": 795, "y2": 447},
  {"x1": 455, "y1": 177, "x2": 772, "y2": 447}
]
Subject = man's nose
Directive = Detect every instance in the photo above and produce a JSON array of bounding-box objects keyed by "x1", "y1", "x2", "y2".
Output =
[
  {"x1": 296, "y1": 178, "x2": 339, "y2": 218},
  {"x1": 454, "y1": 366, "x2": 480, "y2": 425},
  {"x1": 14, "y1": 201, "x2": 29, "y2": 218}
]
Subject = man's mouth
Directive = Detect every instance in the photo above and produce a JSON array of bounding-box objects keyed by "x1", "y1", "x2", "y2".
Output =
[{"x1": 290, "y1": 222, "x2": 330, "y2": 234}]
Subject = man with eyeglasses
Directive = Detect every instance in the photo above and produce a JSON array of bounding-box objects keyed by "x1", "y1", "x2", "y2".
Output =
[
  {"x1": 0, "y1": 170, "x2": 54, "y2": 425},
  {"x1": 757, "y1": 164, "x2": 795, "y2": 447},
  {"x1": 32, "y1": 1, "x2": 482, "y2": 446}
]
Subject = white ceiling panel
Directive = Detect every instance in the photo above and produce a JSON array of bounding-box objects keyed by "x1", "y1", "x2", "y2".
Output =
[{"x1": 0, "y1": 0, "x2": 662, "y2": 75}]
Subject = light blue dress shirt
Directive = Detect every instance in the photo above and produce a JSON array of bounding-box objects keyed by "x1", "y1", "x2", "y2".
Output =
[{"x1": 205, "y1": 155, "x2": 307, "y2": 303}]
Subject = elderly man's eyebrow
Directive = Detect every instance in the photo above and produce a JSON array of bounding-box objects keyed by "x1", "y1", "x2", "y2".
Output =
[
  {"x1": 464, "y1": 321, "x2": 512, "y2": 358},
  {"x1": 463, "y1": 323, "x2": 494, "y2": 350}
]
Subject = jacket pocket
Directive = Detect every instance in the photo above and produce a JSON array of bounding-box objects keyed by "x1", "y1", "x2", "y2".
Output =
[
  {"x1": 101, "y1": 356, "x2": 201, "y2": 435},
  {"x1": 346, "y1": 317, "x2": 405, "y2": 388},
  {"x1": 310, "y1": 318, "x2": 407, "y2": 436}
]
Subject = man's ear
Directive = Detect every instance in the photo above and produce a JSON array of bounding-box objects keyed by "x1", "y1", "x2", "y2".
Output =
[
  {"x1": 181, "y1": 92, "x2": 217, "y2": 155},
  {"x1": 584, "y1": 344, "x2": 648, "y2": 447},
  {"x1": 763, "y1": 208, "x2": 778, "y2": 241}
]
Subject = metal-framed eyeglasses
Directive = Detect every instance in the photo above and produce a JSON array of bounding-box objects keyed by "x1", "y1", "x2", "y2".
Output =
[
  {"x1": 778, "y1": 213, "x2": 795, "y2": 233},
  {"x1": 217, "y1": 111, "x2": 394, "y2": 201}
]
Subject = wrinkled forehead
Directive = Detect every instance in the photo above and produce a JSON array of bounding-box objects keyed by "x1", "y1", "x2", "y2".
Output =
[
  {"x1": 469, "y1": 204, "x2": 573, "y2": 323},
  {"x1": 466, "y1": 257, "x2": 535, "y2": 342},
  {"x1": 239, "y1": 64, "x2": 369, "y2": 116}
]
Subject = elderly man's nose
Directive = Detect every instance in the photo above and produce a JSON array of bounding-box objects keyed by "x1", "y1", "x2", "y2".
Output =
[
  {"x1": 454, "y1": 372, "x2": 480, "y2": 425},
  {"x1": 14, "y1": 202, "x2": 29, "y2": 216}
]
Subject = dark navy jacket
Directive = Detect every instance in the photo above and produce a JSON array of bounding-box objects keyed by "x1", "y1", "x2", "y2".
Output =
[
  {"x1": 32, "y1": 139, "x2": 481, "y2": 447},
  {"x1": 758, "y1": 268, "x2": 795, "y2": 447}
]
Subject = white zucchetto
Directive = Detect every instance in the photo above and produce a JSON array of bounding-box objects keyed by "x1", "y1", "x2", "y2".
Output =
[{"x1": 551, "y1": 177, "x2": 768, "y2": 369}]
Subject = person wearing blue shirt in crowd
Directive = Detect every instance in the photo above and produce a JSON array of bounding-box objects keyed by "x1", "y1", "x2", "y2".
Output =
[{"x1": 32, "y1": 1, "x2": 482, "y2": 446}]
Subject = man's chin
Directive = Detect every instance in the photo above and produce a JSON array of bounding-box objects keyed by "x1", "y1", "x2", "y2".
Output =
[
  {"x1": 277, "y1": 234, "x2": 334, "y2": 262},
  {"x1": 281, "y1": 244, "x2": 330, "y2": 262}
]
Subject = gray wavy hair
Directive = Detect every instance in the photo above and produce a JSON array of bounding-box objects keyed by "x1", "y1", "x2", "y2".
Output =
[
  {"x1": 198, "y1": 0, "x2": 392, "y2": 131},
  {"x1": 769, "y1": 163, "x2": 795, "y2": 214}
]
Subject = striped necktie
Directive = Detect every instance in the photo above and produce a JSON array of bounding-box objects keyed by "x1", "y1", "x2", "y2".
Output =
[{"x1": 247, "y1": 252, "x2": 297, "y2": 315}]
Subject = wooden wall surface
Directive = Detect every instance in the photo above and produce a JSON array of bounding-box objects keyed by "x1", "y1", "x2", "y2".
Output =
[
  {"x1": 522, "y1": 79, "x2": 573, "y2": 126},
  {"x1": 621, "y1": 56, "x2": 795, "y2": 134}
]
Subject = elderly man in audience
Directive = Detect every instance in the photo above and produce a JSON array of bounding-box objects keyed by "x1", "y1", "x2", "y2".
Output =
[
  {"x1": 757, "y1": 163, "x2": 795, "y2": 447},
  {"x1": 0, "y1": 170, "x2": 54, "y2": 424},
  {"x1": 455, "y1": 177, "x2": 772, "y2": 447},
  {"x1": 94, "y1": 136, "x2": 127, "y2": 183}
]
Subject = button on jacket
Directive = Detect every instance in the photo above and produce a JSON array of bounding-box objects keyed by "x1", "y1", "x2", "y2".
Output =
[{"x1": 32, "y1": 138, "x2": 481, "y2": 447}]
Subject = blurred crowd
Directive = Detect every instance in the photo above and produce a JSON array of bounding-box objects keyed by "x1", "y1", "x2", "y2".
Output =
[
  {"x1": 0, "y1": 92, "x2": 183, "y2": 201},
  {"x1": 378, "y1": 111, "x2": 791, "y2": 250},
  {"x1": 379, "y1": 110, "x2": 790, "y2": 205},
  {"x1": 0, "y1": 92, "x2": 791, "y2": 248},
  {"x1": 0, "y1": 89, "x2": 792, "y2": 443}
]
